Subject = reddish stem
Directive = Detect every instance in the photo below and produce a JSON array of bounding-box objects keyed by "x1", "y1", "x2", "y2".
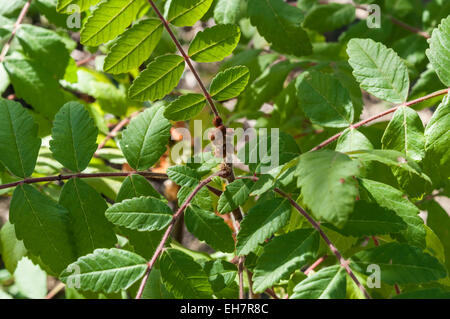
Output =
[
  {"x1": 274, "y1": 188, "x2": 372, "y2": 299},
  {"x1": 0, "y1": 171, "x2": 168, "y2": 190},
  {"x1": 311, "y1": 88, "x2": 449, "y2": 151},
  {"x1": 135, "y1": 172, "x2": 225, "y2": 299},
  {"x1": 0, "y1": 0, "x2": 31, "y2": 62}
]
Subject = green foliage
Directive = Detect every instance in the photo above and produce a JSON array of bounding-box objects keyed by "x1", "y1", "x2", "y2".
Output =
[
  {"x1": 0, "y1": 99, "x2": 41, "y2": 178},
  {"x1": 291, "y1": 265, "x2": 347, "y2": 299},
  {"x1": 426, "y1": 15, "x2": 450, "y2": 86},
  {"x1": 295, "y1": 150, "x2": 360, "y2": 227},
  {"x1": 0, "y1": 0, "x2": 449, "y2": 301},
  {"x1": 60, "y1": 248, "x2": 148, "y2": 293},
  {"x1": 120, "y1": 106, "x2": 171, "y2": 170},
  {"x1": 188, "y1": 24, "x2": 240, "y2": 62},
  {"x1": 129, "y1": 54, "x2": 185, "y2": 102},
  {"x1": 347, "y1": 38, "x2": 410, "y2": 103},
  {"x1": 50, "y1": 102, "x2": 98, "y2": 172}
]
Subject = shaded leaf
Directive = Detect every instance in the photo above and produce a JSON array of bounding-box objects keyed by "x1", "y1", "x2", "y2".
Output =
[
  {"x1": 116, "y1": 173, "x2": 162, "y2": 202},
  {"x1": 303, "y1": 3, "x2": 355, "y2": 33},
  {"x1": 217, "y1": 179, "x2": 253, "y2": 214}
]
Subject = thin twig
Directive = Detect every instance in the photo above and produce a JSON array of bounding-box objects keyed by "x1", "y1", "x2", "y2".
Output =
[
  {"x1": 0, "y1": 171, "x2": 168, "y2": 191},
  {"x1": 238, "y1": 256, "x2": 245, "y2": 299},
  {"x1": 0, "y1": 0, "x2": 32, "y2": 62},
  {"x1": 311, "y1": 88, "x2": 449, "y2": 151},
  {"x1": 304, "y1": 255, "x2": 328, "y2": 275},
  {"x1": 273, "y1": 188, "x2": 372, "y2": 299},
  {"x1": 135, "y1": 171, "x2": 226, "y2": 299},
  {"x1": 147, "y1": 0, "x2": 220, "y2": 119},
  {"x1": 45, "y1": 282, "x2": 65, "y2": 299},
  {"x1": 387, "y1": 15, "x2": 430, "y2": 39},
  {"x1": 95, "y1": 110, "x2": 142, "y2": 154}
]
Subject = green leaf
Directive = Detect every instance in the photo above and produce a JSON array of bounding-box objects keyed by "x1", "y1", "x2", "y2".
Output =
[
  {"x1": 120, "y1": 106, "x2": 171, "y2": 170},
  {"x1": 336, "y1": 128, "x2": 374, "y2": 153},
  {"x1": 424, "y1": 200, "x2": 450, "y2": 273},
  {"x1": 165, "y1": 0, "x2": 214, "y2": 27},
  {"x1": 296, "y1": 70, "x2": 354, "y2": 128},
  {"x1": 178, "y1": 185, "x2": 213, "y2": 211},
  {"x1": 14, "y1": 257, "x2": 47, "y2": 299},
  {"x1": 253, "y1": 229, "x2": 319, "y2": 293},
  {"x1": 4, "y1": 55, "x2": 67, "y2": 120},
  {"x1": 16, "y1": 24, "x2": 70, "y2": 78},
  {"x1": 164, "y1": 94, "x2": 205, "y2": 121},
  {"x1": 217, "y1": 179, "x2": 253, "y2": 214},
  {"x1": 381, "y1": 106, "x2": 425, "y2": 162},
  {"x1": 57, "y1": 0, "x2": 99, "y2": 13},
  {"x1": 80, "y1": 0, "x2": 147, "y2": 46},
  {"x1": 247, "y1": 0, "x2": 312, "y2": 56},
  {"x1": 60, "y1": 248, "x2": 148, "y2": 293},
  {"x1": 0, "y1": 99, "x2": 41, "y2": 178},
  {"x1": 426, "y1": 15, "x2": 450, "y2": 86},
  {"x1": 210, "y1": 66, "x2": 250, "y2": 101},
  {"x1": 424, "y1": 94, "x2": 450, "y2": 182},
  {"x1": 10, "y1": 184, "x2": 75, "y2": 275},
  {"x1": 326, "y1": 200, "x2": 407, "y2": 237},
  {"x1": 347, "y1": 38, "x2": 410, "y2": 103},
  {"x1": 295, "y1": 150, "x2": 360, "y2": 227},
  {"x1": 167, "y1": 165, "x2": 201, "y2": 187},
  {"x1": 159, "y1": 248, "x2": 213, "y2": 298},
  {"x1": 203, "y1": 259, "x2": 237, "y2": 295},
  {"x1": 291, "y1": 265, "x2": 347, "y2": 299},
  {"x1": 128, "y1": 54, "x2": 185, "y2": 101},
  {"x1": 351, "y1": 243, "x2": 447, "y2": 284},
  {"x1": 116, "y1": 173, "x2": 162, "y2": 202},
  {"x1": 360, "y1": 178, "x2": 425, "y2": 248},
  {"x1": 393, "y1": 288, "x2": 450, "y2": 299},
  {"x1": 185, "y1": 205, "x2": 235, "y2": 253},
  {"x1": 214, "y1": 0, "x2": 242, "y2": 24},
  {"x1": 303, "y1": 3, "x2": 355, "y2": 33},
  {"x1": 105, "y1": 196, "x2": 173, "y2": 232},
  {"x1": 349, "y1": 149, "x2": 430, "y2": 182},
  {"x1": 50, "y1": 102, "x2": 98, "y2": 172},
  {"x1": 104, "y1": 18, "x2": 163, "y2": 74},
  {"x1": 59, "y1": 178, "x2": 116, "y2": 257},
  {"x1": 236, "y1": 198, "x2": 291, "y2": 255},
  {"x1": 0, "y1": 221, "x2": 27, "y2": 274},
  {"x1": 188, "y1": 24, "x2": 240, "y2": 63}
]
